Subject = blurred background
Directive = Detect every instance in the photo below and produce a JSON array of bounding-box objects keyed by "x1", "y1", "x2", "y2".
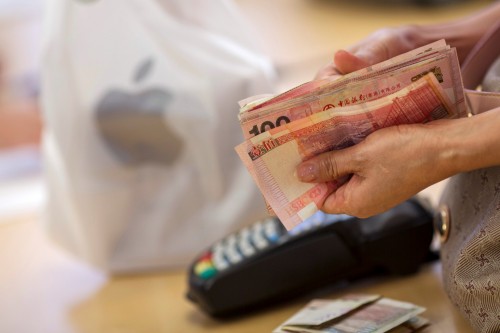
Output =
[
  {"x1": 1, "y1": 0, "x2": 493, "y2": 224},
  {"x1": 0, "y1": 0, "x2": 42, "y2": 221},
  {"x1": 0, "y1": 0, "x2": 495, "y2": 332}
]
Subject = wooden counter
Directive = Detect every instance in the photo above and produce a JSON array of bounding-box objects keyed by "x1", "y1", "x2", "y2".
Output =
[{"x1": 0, "y1": 217, "x2": 474, "y2": 333}]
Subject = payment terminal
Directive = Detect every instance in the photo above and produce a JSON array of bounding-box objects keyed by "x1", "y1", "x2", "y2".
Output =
[{"x1": 186, "y1": 198, "x2": 434, "y2": 317}]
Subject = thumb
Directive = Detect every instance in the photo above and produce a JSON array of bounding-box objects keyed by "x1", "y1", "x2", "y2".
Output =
[
  {"x1": 296, "y1": 148, "x2": 358, "y2": 183},
  {"x1": 334, "y1": 50, "x2": 371, "y2": 74}
]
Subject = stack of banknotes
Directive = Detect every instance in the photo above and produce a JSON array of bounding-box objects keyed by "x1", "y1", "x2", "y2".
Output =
[
  {"x1": 273, "y1": 294, "x2": 428, "y2": 333},
  {"x1": 236, "y1": 40, "x2": 465, "y2": 230}
]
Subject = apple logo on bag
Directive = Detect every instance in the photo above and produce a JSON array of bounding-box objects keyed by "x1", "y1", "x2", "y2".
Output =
[{"x1": 95, "y1": 58, "x2": 184, "y2": 166}]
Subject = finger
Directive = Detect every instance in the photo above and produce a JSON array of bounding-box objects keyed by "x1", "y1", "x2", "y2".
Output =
[
  {"x1": 321, "y1": 185, "x2": 348, "y2": 215},
  {"x1": 295, "y1": 147, "x2": 358, "y2": 183},
  {"x1": 334, "y1": 50, "x2": 371, "y2": 74},
  {"x1": 322, "y1": 178, "x2": 374, "y2": 218}
]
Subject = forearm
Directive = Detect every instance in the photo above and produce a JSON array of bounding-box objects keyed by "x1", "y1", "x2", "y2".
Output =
[
  {"x1": 408, "y1": 2, "x2": 500, "y2": 63},
  {"x1": 436, "y1": 107, "x2": 500, "y2": 176}
]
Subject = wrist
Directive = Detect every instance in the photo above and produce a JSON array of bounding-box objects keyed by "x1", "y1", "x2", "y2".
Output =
[
  {"x1": 434, "y1": 108, "x2": 500, "y2": 176},
  {"x1": 408, "y1": 3, "x2": 500, "y2": 63},
  {"x1": 414, "y1": 24, "x2": 478, "y2": 63}
]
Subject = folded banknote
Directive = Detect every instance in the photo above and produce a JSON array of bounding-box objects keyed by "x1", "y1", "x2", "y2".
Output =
[{"x1": 273, "y1": 295, "x2": 428, "y2": 333}]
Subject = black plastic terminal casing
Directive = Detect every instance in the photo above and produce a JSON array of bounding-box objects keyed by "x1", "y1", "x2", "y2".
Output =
[{"x1": 186, "y1": 199, "x2": 434, "y2": 318}]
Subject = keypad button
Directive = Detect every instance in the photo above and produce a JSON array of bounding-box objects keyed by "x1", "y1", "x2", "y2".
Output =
[
  {"x1": 212, "y1": 252, "x2": 230, "y2": 271},
  {"x1": 194, "y1": 260, "x2": 211, "y2": 275},
  {"x1": 249, "y1": 220, "x2": 269, "y2": 249},
  {"x1": 194, "y1": 259, "x2": 218, "y2": 280},
  {"x1": 264, "y1": 218, "x2": 280, "y2": 243},
  {"x1": 199, "y1": 266, "x2": 217, "y2": 280},
  {"x1": 225, "y1": 242, "x2": 243, "y2": 264},
  {"x1": 239, "y1": 237, "x2": 256, "y2": 257},
  {"x1": 199, "y1": 251, "x2": 212, "y2": 261},
  {"x1": 252, "y1": 232, "x2": 269, "y2": 250},
  {"x1": 253, "y1": 221, "x2": 264, "y2": 233},
  {"x1": 240, "y1": 227, "x2": 251, "y2": 239}
]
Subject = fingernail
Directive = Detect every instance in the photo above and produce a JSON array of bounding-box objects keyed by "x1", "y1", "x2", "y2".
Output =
[{"x1": 296, "y1": 162, "x2": 318, "y2": 182}]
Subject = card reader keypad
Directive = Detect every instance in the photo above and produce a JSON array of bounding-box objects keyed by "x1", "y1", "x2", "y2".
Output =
[{"x1": 193, "y1": 217, "x2": 286, "y2": 280}]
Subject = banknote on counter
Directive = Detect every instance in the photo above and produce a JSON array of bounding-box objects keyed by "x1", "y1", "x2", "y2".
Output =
[
  {"x1": 273, "y1": 295, "x2": 428, "y2": 333},
  {"x1": 235, "y1": 40, "x2": 465, "y2": 230}
]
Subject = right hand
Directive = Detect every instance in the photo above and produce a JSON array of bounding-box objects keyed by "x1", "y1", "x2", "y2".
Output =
[
  {"x1": 295, "y1": 120, "x2": 458, "y2": 218},
  {"x1": 315, "y1": 25, "x2": 420, "y2": 80}
]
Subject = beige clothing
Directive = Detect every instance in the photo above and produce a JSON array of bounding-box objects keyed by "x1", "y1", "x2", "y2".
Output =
[{"x1": 439, "y1": 55, "x2": 500, "y2": 332}]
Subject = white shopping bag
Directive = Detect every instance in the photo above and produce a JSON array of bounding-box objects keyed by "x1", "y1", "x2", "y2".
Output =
[{"x1": 41, "y1": 0, "x2": 275, "y2": 272}]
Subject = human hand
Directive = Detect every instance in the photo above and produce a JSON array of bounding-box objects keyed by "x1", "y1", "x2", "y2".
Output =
[
  {"x1": 315, "y1": 26, "x2": 420, "y2": 80},
  {"x1": 316, "y1": 2, "x2": 500, "y2": 80},
  {"x1": 295, "y1": 120, "x2": 459, "y2": 218}
]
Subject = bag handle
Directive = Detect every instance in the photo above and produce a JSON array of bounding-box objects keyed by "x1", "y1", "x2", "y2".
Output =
[
  {"x1": 461, "y1": 21, "x2": 500, "y2": 89},
  {"x1": 460, "y1": 21, "x2": 500, "y2": 115}
]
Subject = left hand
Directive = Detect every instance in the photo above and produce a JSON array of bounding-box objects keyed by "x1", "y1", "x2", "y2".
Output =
[{"x1": 315, "y1": 26, "x2": 419, "y2": 80}]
